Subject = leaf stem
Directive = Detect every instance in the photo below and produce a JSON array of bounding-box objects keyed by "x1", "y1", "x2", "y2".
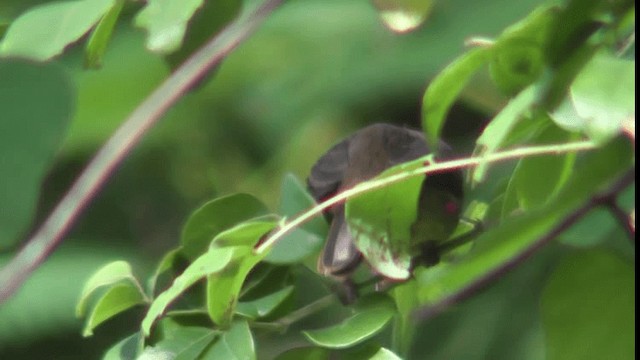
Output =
[{"x1": 255, "y1": 140, "x2": 597, "y2": 254}]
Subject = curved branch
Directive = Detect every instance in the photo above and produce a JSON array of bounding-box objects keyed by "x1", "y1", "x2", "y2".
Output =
[{"x1": 0, "y1": 0, "x2": 283, "y2": 303}]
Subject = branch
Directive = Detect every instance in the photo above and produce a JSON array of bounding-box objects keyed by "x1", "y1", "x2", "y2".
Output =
[
  {"x1": 413, "y1": 168, "x2": 635, "y2": 321},
  {"x1": 255, "y1": 140, "x2": 598, "y2": 254},
  {"x1": 0, "y1": 0, "x2": 284, "y2": 304}
]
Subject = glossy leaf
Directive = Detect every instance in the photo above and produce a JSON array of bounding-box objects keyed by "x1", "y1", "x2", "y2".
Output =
[
  {"x1": 417, "y1": 138, "x2": 633, "y2": 309},
  {"x1": 142, "y1": 247, "x2": 234, "y2": 336},
  {"x1": 76, "y1": 261, "x2": 142, "y2": 317},
  {"x1": 371, "y1": 0, "x2": 434, "y2": 33},
  {"x1": 0, "y1": 0, "x2": 115, "y2": 60},
  {"x1": 472, "y1": 85, "x2": 538, "y2": 184},
  {"x1": 541, "y1": 251, "x2": 634, "y2": 360},
  {"x1": 303, "y1": 295, "x2": 396, "y2": 349},
  {"x1": 422, "y1": 47, "x2": 490, "y2": 147},
  {"x1": 266, "y1": 174, "x2": 326, "y2": 264},
  {"x1": 369, "y1": 347, "x2": 403, "y2": 360},
  {"x1": 0, "y1": 59, "x2": 74, "y2": 249},
  {"x1": 84, "y1": 0, "x2": 124, "y2": 68},
  {"x1": 236, "y1": 285, "x2": 294, "y2": 319},
  {"x1": 200, "y1": 320, "x2": 256, "y2": 360},
  {"x1": 206, "y1": 247, "x2": 266, "y2": 327},
  {"x1": 181, "y1": 193, "x2": 268, "y2": 259},
  {"x1": 82, "y1": 284, "x2": 147, "y2": 336},
  {"x1": 135, "y1": 0, "x2": 205, "y2": 53}
]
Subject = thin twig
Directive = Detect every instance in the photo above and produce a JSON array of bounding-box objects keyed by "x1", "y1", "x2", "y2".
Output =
[
  {"x1": 413, "y1": 168, "x2": 635, "y2": 321},
  {"x1": 255, "y1": 140, "x2": 598, "y2": 254},
  {"x1": 0, "y1": 0, "x2": 284, "y2": 304}
]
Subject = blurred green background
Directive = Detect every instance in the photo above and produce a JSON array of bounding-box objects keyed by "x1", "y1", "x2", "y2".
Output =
[{"x1": 3, "y1": 0, "x2": 633, "y2": 359}]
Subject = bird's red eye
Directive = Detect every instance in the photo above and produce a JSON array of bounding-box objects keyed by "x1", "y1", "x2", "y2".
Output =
[{"x1": 445, "y1": 201, "x2": 459, "y2": 214}]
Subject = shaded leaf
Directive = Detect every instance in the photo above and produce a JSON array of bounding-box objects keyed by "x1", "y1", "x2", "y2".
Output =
[
  {"x1": 142, "y1": 247, "x2": 234, "y2": 336},
  {"x1": 541, "y1": 251, "x2": 634, "y2": 360},
  {"x1": 0, "y1": 0, "x2": 115, "y2": 60},
  {"x1": 422, "y1": 47, "x2": 490, "y2": 147},
  {"x1": 303, "y1": 295, "x2": 396, "y2": 349},
  {"x1": 472, "y1": 85, "x2": 538, "y2": 184},
  {"x1": 236, "y1": 285, "x2": 294, "y2": 319},
  {"x1": 417, "y1": 138, "x2": 633, "y2": 310},
  {"x1": 0, "y1": 59, "x2": 74, "y2": 249},
  {"x1": 103, "y1": 332, "x2": 142, "y2": 360},
  {"x1": 181, "y1": 193, "x2": 268, "y2": 260},
  {"x1": 274, "y1": 346, "x2": 329, "y2": 360},
  {"x1": 201, "y1": 320, "x2": 255, "y2": 360}
]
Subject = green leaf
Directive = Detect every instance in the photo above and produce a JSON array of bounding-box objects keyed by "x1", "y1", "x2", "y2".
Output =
[
  {"x1": 506, "y1": 124, "x2": 577, "y2": 211},
  {"x1": 417, "y1": 138, "x2": 633, "y2": 309},
  {"x1": 76, "y1": 261, "x2": 142, "y2": 317},
  {"x1": 274, "y1": 347, "x2": 329, "y2": 360},
  {"x1": 142, "y1": 247, "x2": 234, "y2": 336},
  {"x1": 200, "y1": 320, "x2": 256, "y2": 360},
  {"x1": 0, "y1": 59, "x2": 74, "y2": 250},
  {"x1": 541, "y1": 251, "x2": 634, "y2": 360},
  {"x1": 181, "y1": 193, "x2": 268, "y2": 260},
  {"x1": 553, "y1": 54, "x2": 635, "y2": 143},
  {"x1": 346, "y1": 158, "x2": 426, "y2": 280},
  {"x1": 103, "y1": 332, "x2": 142, "y2": 360},
  {"x1": 83, "y1": 283, "x2": 147, "y2": 337},
  {"x1": 422, "y1": 47, "x2": 490, "y2": 146},
  {"x1": 369, "y1": 347, "x2": 402, "y2": 360},
  {"x1": 303, "y1": 295, "x2": 396, "y2": 349},
  {"x1": 148, "y1": 322, "x2": 218, "y2": 360},
  {"x1": 0, "y1": 0, "x2": 115, "y2": 60},
  {"x1": 266, "y1": 174, "x2": 326, "y2": 264},
  {"x1": 489, "y1": 6, "x2": 554, "y2": 95},
  {"x1": 472, "y1": 85, "x2": 539, "y2": 184},
  {"x1": 84, "y1": 0, "x2": 124, "y2": 68},
  {"x1": 212, "y1": 219, "x2": 278, "y2": 248},
  {"x1": 134, "y1": 0, "x2": 205, "y2": 53},
  {"x1": 147, "y1": 247, "x2": 183, "y2": 296},
  {"x1": 371, "y1": 0, "x2": 435, "y2": 33},
  {"x1": 206, "y1": 247, "x2": 266, "y2": 327},
  {"x1": 236, "y1": 285, "x2": 294, "y2": 319}
]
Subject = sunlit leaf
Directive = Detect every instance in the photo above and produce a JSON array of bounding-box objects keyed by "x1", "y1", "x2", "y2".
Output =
[
  {"x1": 84, "y1": 0, "x2": 124, "y2": 68},
  {"x1": 82, "y1": 283, "x2": 147, "y2": 337},
  {"x1": 206, "y1": 247, "x2": 266, "y2": 327},
  {"x1": 76, "y1": 261, "x2": 142, "y2": 317},
  {"x1": 212, "y1": 219, "x2": 278, "y2": 248},
  {"x1": 142, "y1": 247, "x2": 234, "y2": 336},
  {"x1": 181, "y1": 193, "x2": 268, "y2": 259},
  {"x1": 135, "y1": 0, "x2": 205, "y2": 53},
  {"x1": 371, "y1": 0, "x2": 434, "y2": 33},
  {"x1": 541, "y1": 251, "x2": 634, "y2": 360},
  {"x1": 0, "y1": 0, "x2": 115, "y2": 60},
  {"x1": 303, "y1": 295, "x2": 396, "y2": 349},
  {"x1": 0, "y1": 59, "x2": 74, "y2": 250},
  {"x1": 369, "y1": 347, "x2": 402, "y2": 360}
]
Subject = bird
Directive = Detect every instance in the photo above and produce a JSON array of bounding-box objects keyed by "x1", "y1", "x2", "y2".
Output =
[{"x1": 307, "y1": 123, "x2": 464, "y2": 284}]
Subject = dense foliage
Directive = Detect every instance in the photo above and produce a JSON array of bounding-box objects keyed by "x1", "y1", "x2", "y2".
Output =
[{"x1": 0, "y1": 0, "x2": 634, "y2": 359}]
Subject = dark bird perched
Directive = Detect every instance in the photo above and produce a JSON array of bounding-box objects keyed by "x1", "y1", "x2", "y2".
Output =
[{"x1": 307, "y1": 123, "x2": 464, "y2": 284}]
